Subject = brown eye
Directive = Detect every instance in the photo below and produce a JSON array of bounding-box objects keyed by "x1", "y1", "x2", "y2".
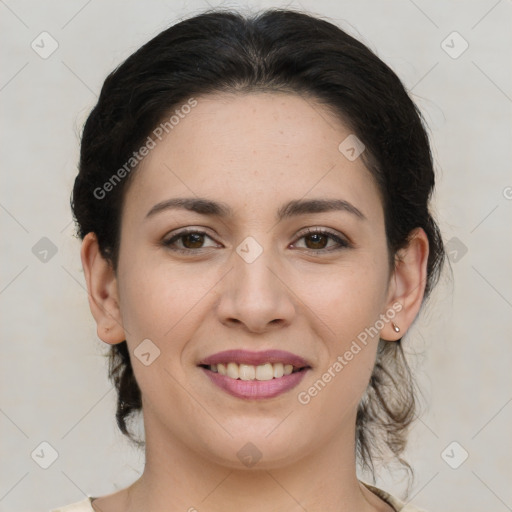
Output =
[
  {"x1": 293, "y1": 228, "x2": 350, "y2": 253},
  {"x1": 163, "y1": 230, "x2": 218, "y2": 253},
  {"x1": 181, "y1": 232, "x2": 205, "y2": 249},
  {"x1": 304, "y1": 232, "x2": 329, "y2": 250}
]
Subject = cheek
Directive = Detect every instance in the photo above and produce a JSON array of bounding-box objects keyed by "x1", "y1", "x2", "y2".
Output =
[
  {"x1": 117, "y1": 252, "x2": 216, "y2": 340},
  {"x1": 296, "y1": 270, "x2": 383, "y2": 423},
  {"x1": 295, "y1": 258, "x2": 388, "y2": 341},
  {"x1": 294, "y1": 257, "x2": 387, "y2": 403},
  {"x1": 115, "y1": 258, "x2": 212, "y2": 411},
  {"x1": 298, "y1": 350, "x2": 375, "y2": 443}
]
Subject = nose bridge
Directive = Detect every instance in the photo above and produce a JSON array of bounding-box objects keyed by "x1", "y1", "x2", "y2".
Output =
[
  {"x1": 236, "y1": 236, "x2": 277, "y2": 291},
  {"x1": 216, "y1": 234, "x2": 295, "y2": 330}
]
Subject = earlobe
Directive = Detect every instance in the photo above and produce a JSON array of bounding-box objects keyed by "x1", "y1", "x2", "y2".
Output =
[
  {"x1": 80, "y1": 232, "x2": 125, "y2": 345},
  {"x1": 382, "y1": 227, "x2": 429, "y2": 341}
]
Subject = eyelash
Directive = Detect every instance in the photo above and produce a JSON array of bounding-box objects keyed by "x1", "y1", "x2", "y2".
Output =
[{"x1": 162, "y1": 228, "x2": 351, "y2": 255}]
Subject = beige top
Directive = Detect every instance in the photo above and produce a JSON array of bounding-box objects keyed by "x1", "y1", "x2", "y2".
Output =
[{"x1": 50, "y1": 482, "x2": 426, "y2": 511}]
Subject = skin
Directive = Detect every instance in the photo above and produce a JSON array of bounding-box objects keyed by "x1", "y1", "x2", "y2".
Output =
[{"x1": 81, "y1": 92, "x2": 429, "y2": 512}]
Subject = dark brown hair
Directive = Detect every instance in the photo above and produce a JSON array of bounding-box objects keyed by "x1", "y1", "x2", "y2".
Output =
[{"x1": 71, "y1": 7, "x2": 446, "y2": 478}]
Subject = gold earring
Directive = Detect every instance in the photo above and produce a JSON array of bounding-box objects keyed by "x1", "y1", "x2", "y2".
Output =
[{"x1": 392, "y1": 322, "x2": 400, "y2": 333}]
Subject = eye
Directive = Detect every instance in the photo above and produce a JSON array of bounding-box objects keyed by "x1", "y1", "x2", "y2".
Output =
[
  {"x1": 292, "y1": 228, "x2": 351, "y2": 253},
  {"x1": 162, "y1": 229, "x2": 219, "y2": 253},
  {"x1": 162, "y1": 227, "x2": 351, "y2": 255}
]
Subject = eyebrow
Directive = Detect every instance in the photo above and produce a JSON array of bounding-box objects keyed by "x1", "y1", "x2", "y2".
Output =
[{"x1": 145, "y1": 197, "x2": 367, "y2": 222}]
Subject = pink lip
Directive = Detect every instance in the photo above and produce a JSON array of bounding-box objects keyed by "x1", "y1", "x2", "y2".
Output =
[
  {"x1": 199, "y1": 349, "x2": 311, "y2": 368},
  {"x1": 200, "y1": 366, "x2": 310, "y2": 400}
]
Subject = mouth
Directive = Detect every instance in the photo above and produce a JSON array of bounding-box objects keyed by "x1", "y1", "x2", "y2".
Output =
[
  {"x1": 198, "y1": 349, "x2": 311, "y2": 399},
  {"x1": 198, "y1": 362, "x2": 308, "y2": 380}
]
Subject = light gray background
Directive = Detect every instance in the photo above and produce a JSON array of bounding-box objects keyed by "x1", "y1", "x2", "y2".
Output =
[{"x1": 1, "y1": 0, "x2": 511, "y2": 511}]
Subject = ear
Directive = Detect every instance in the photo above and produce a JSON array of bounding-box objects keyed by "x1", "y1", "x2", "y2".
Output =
[
  {"x1": 80, "y1": 232, "x2": 125, "y2": 344},
  {"x1": 381, "y1": 227, "x2": 429, "y2": 341}
]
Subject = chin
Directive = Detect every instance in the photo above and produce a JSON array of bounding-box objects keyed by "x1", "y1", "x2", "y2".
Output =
[{"x1": 197, "y1": 430, "x2": 310, "y2": 471}]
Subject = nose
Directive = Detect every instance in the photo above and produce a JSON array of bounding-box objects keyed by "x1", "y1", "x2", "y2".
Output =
[{"x1": 216, "y1": 241, "x2": 296, "y2": 334}]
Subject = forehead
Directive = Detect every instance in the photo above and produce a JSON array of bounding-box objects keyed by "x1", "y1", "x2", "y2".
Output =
[{"x1": 123, "y1": 92, "x2": 384, "y2": 226}]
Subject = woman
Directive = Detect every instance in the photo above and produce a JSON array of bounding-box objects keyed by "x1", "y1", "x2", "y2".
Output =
[{"x1": 55, "y1": 7, "x2": 445, "y2": 512}]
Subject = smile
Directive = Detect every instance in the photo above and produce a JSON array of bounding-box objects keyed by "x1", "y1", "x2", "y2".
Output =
[
  {"x1": 203, "y1": 361, "x2": 305, "y2": 380},
  {"x1": 198, "y1": 349, "x2": 311, "y2": 399}
]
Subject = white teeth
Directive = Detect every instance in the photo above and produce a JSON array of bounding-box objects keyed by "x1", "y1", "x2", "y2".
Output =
[
  {"x1": 227, "y1": 362, "x2": 239, "y2": 379},
  {"x1": 273, "y1": 362, "x2": 284, "y2": 378},
  {"x1": 239, "y1": 364, "x2": 255, "y2": 380},
  {"x1": 255, "y1": 363, "x2": 274, "y2": 381},
  {"x1": 206, "y1": 361, "x2": 303, "y2": 381}
]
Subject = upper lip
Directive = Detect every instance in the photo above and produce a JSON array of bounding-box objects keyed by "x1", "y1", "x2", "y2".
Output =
[{"x1": 199, "y1": 349, "x2": 311, "y2": 369}]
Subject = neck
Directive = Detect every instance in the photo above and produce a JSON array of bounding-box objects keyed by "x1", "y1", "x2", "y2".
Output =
[{"x1": 120, "y1": 412, "x2": 387, "y2": 512}]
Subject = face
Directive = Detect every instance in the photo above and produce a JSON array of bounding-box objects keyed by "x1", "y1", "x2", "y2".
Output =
[{"x1": 113, "y1": 92, "x2": 397, "y2": 469}]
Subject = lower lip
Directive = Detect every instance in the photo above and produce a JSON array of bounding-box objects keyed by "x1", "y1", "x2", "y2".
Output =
[{"x1": 200, "y1": 367, "x2": 309, "y2": 399}]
